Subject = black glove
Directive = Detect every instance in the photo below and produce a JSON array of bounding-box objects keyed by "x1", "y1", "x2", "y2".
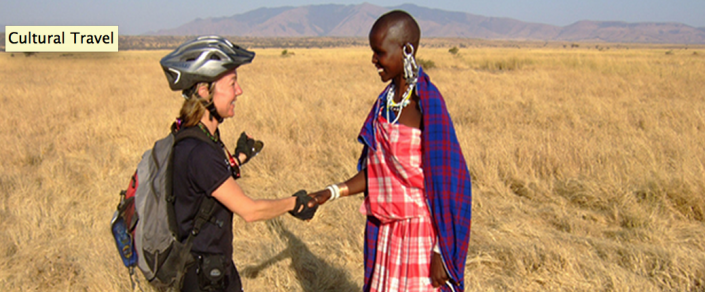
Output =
[
  {"x1": 289, "y1": 190, "x2": 318, "y2": 220},
  {"x1": 235, "y1": 132, "x2": 264, "y2": 166}
]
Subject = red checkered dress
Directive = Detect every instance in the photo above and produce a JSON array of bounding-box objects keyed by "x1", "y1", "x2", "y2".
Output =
[{"x1": 360, "y1": 114, "x2": 438, "y2": 292}]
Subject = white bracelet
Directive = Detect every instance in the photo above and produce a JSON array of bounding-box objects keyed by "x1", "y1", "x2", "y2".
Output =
[
  {"x1": 326, "y1": 184, "x2": 340, "y2": 201},
  {"x1": 332, "y1": 184, "x2": 340, "y2": 200}
]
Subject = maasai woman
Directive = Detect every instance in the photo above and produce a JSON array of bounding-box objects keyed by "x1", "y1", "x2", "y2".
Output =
[{"x1": 306, "y1": 10, "x2": 473, "y2": 292}]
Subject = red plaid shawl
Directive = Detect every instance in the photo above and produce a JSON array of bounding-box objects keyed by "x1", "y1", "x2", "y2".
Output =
[{"x1": 358, "y1": 67, "x2": 473, "y2": 292}]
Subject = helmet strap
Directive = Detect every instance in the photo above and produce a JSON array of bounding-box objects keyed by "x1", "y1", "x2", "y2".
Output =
[
  {"x1": 190, "y1": 83, "x2": 224, "y2": 124},
  {"x1": 205, "y1": 102, "x2": 224, "y2": 124}
]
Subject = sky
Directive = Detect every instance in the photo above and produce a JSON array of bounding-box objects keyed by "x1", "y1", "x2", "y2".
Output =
[{"x1": 2, "y1": 0, "x2": 704, "y2": 35}]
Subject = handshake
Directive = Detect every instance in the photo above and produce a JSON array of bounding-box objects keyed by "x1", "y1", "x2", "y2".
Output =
[
  {"x1": 288, "y1": 186, "x2": 340, "y2": 220},
  {"x1": 288, "y1": 190, "x2": 319, "y2": 220},
  {"x1": 232, "y1": 133, "x2": 340, "y2": 221},
  {"x1": 231, "y1": 132, "x2": 340, "y2": 220}
]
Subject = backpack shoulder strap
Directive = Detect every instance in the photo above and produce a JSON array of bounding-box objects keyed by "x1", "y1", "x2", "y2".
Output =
[
  {"x1": 190, "y1": 197, "x2": 217, "y2": 237},
  {"x1": 173, "y1": 126, "x2": 221, "y2": 151}
]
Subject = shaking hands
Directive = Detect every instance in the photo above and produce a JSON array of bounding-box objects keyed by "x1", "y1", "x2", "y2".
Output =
[
  {"x1": 289, "y1": 190, "x2": 318, "y2": 220},
  {"x1": 288, "y1": 187, "x2": 342, "y2": 221}
]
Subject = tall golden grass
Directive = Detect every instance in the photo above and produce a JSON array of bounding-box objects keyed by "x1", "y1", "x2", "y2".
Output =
[{"x1": 0, "y1": 45, "x2": 704, "y2": 291}]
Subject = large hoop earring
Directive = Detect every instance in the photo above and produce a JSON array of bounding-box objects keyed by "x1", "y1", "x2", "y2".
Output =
[{"x1": 403, "y1": 43, "x2": 419, "y2": 83}]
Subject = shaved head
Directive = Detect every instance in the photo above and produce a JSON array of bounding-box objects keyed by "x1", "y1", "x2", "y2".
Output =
[{"x1": 370, "y1": 10, "x2": 421, "y2": 54}]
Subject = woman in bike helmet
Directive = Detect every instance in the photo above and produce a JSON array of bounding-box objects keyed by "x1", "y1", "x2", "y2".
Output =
[{"x1": 161, "y1": 36, "x2": 317, "y2": 292}]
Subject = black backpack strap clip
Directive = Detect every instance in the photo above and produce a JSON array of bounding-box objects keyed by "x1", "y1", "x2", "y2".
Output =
[{"x1": 190, "y1": 197, "x2": 217, "y2": 236}]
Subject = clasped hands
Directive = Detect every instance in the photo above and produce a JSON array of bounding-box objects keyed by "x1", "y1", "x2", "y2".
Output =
[
  {"x1": 287, "y1": 189, "x2": 331, "y2": 221},
  {"x1": 231, "y1": 133, "x2": 325, "y2": 222},
  {"x1": 232, "y1": 133, "x2": 326, "y2": 221}
]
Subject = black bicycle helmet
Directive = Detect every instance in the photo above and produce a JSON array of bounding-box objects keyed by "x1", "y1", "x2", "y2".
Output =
[{"x1": 160, "y1": 36, "x2": 255, "y2": 92}]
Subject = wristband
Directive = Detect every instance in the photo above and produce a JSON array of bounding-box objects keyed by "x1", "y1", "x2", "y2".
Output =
[
  {"x1": 337, "y1": 183, "x2": 349, "y2": 197},
  {"x1": 326, "y1": 185, "x2": 339, "y2": 201}
]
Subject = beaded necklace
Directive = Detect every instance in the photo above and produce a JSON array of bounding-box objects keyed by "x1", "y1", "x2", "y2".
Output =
[
  {"x1": 385, "y1": 77, "x2": 417, "y2": 124},
  {"x1": 197, "y1": 122, "x2": 219, "y2": 143}
]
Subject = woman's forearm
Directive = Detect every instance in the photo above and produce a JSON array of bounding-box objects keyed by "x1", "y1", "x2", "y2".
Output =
[{"x1": 240, "y1": 196, "x2": 296, "y2": 222}]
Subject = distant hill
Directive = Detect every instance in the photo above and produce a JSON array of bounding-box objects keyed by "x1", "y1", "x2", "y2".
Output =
[
  {"x1": 149, "y1": 3, "x2": 705, "y2": 44},
  {"x1": 556, "y1": 21, "x2": 705, "y2": 44}
]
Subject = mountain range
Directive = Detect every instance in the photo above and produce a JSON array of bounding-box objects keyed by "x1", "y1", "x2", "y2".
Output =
[{"x1": 150, "y1": 3, "x2": 705, "y2": 44}]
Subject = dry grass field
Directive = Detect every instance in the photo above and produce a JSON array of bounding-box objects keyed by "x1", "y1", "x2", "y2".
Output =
[{"x1": 0, "y1": 44, "x2": 704, "y2": 291}]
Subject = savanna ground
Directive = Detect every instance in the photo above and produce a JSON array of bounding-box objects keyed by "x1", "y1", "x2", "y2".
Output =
[{"x1": 0, "y1": 43, "x2": 704, "y2": 291}]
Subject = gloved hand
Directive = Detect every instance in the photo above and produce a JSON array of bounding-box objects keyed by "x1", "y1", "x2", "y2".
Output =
[
  {"x1": 289, "y1": 190, "x2": 318, "y2": 221},
  {"x1": 235, "y1": 132, "x2": 264, "y2": 166}
]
